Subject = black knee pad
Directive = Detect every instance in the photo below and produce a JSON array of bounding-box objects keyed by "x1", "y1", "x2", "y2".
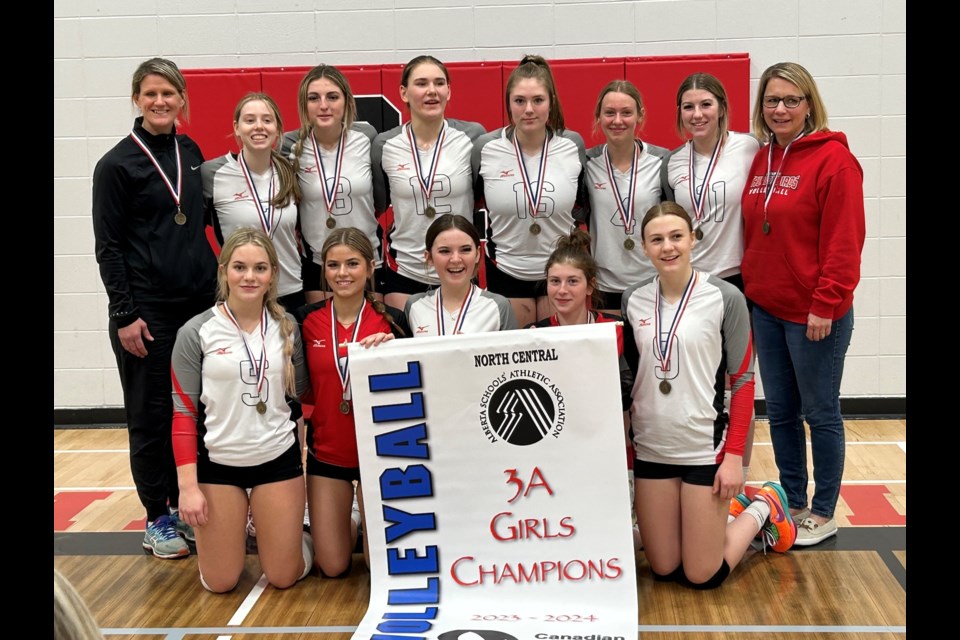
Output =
[
  {"x1": 686, "y1": 559, "x2": 730, "y2": 590},
  {"x1": 651, "y1": 564, "x2": 685, "y2": 582}
]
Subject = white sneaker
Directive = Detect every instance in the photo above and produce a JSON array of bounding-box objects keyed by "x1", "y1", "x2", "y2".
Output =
[{"x1": 793, "y1": 517, "x2": 837, "y2": 546}]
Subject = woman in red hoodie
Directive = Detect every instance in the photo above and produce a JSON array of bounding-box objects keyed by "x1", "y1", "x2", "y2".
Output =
[{"x1": 740, "y1": 62, "x2": 865, "y2": 547}]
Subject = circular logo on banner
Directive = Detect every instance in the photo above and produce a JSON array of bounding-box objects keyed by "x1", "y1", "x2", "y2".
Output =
[{"x1": 478, "y1": 372, "x2": 566, "y2": 446}]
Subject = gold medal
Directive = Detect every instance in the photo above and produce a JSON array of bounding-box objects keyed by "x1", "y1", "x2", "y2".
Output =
[
  {"x1": 762, "y1": 221, "x2": 771, "y2": 235},
  {"x1": 339, "y1": 400, "x2": 350, "y2": 415},
  {"x1": 424, "y1": 205, "x2": 436, "y2": 218},
  {"x1": 256, "y1": 400, "x2": 267, "y2": 414},
  {"x1": 659, "y1": 380, "x2": 671, "y2": 395},
  {"x1": 326, "y1": 217, "x2": 337, "y2": 229},
  {"x1": 623, "y1": 238, "x2": 635, "y2": 251},
  {"x1": 695, "y1": 227, "x2": 704, "y2": 241},
  {"x1": 529, "y1": 222, "x2": 541, "y2": 236},
  {"x1": 174, "y1": 209, "x2": 187, "y2": 225}
]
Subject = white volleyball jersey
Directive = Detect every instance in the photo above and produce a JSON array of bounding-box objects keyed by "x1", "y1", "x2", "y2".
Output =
[
  {"x1": 202, "y1": 153, "x2": 302, "y2": 296},
  {"x1": 584, "y1": 140, "x2": 669, "y2": 292},
  {"x1": 283, "y1": 122, "x2": 378, "y2": 267},
  {"x1": 621, "y1": 272, "x2": 754, "y2": 466},
  {"x1": 403, "y1": 285, "x2": 517, "y2": 337},
  {"x1": 373, "y1": 119, "x2": 485, "y2": 284},
  {"x1": 665, "y1": 132, "x2": 760, "y2": 278},
  {"x1": 475, "y1": 127, "x2": 585, "y2": 281},
  {"x1": 171, "y1": 305, "x2": 308, "y2": 467}
]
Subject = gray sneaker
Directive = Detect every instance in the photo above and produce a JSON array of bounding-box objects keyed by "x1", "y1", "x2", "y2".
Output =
[
  {"x1": 169, "y1": 510, "x2": 196, "y2": 543},
  {"x1": 793, "y1": 517, "x2": 837, "y2": 546},
  {"x1": 143, "y1": 515, "x2": 190, "y2": 559}
]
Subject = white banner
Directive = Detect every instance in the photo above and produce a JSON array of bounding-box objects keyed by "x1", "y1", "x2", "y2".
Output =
[{"x1": 350, "y1": 323, "x2": 637, "y2": 640}]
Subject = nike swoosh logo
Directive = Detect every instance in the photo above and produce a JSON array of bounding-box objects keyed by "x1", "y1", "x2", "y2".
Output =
[{"x1": 191, "y1": 165, "x2": 202, "y2": 171}]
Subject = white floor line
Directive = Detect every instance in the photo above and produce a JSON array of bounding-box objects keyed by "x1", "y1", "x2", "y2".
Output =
[
  {"x1": 898, "y1": 442, "x2": 906, "y2": 453},
  {"x1": 745, "y1": 479, "x2": 905, "y2": 486},
  {"x1": 215, "y1": 573, "x2": 269, "y2": 640},
  {"x1": 54, "y1": 486, "x2": 136, "y2": 492}
]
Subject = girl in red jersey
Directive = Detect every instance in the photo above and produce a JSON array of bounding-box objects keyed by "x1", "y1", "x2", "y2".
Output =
[
  {"x1": 528, "y1": 229, "x2": 637, "y2": 547},
  {"x1": 295, "y1": 228, "x2": 408, "y2": 577},
  {"x1": 172, "y1": 228, "x2": 311, "y2": 592}
]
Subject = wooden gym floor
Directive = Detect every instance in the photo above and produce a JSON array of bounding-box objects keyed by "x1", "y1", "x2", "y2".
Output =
[{"x1": 54, "y1": 419, "x2": 906, "y2": 640}]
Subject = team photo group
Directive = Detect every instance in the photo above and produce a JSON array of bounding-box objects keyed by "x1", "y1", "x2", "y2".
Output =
[{"x1": 89, "y1": 50, "x2": 864, "y2": 597}]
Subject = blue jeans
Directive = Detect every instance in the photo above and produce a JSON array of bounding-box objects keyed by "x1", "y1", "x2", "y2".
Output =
[{"x1": 752, "y1": 305, "x2": 854, "y2": 520}]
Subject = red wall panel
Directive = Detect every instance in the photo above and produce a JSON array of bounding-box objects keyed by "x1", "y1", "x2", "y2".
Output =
[{"x1": 179, "y1": 54, "x2": 750, "y2": 162}]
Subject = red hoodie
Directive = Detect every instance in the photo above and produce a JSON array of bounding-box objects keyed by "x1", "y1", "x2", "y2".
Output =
[{"x1": 740, "y1": 130, "x2": 865, "y2": 324}]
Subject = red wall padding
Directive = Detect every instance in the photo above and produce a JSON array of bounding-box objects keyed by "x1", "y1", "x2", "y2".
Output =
[{"x1": 182, "y1": 54, "x2": 750, "y2": 160}]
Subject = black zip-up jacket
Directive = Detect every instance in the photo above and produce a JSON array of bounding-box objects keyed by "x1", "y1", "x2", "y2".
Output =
[{"x1": 92, "y1": 117, "x2": 217, "y2": 327}]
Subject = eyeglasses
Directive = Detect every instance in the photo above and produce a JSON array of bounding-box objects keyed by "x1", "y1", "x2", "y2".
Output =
[{"x1": 763, "y1": 95, "x2": 806, "y2": 109}]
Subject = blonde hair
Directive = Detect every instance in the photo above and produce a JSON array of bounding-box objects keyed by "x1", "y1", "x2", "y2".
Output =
[
  {"x1": 54, "y1": 569, "x2": 104, "y2": 640},
  {"x1": 592, "y1": 80, "x2": 645, "y2": 138},
  {"x1": 233, "y1": 93, "x2": 300, "y2": 208},
  {"x1": 217, "y1": 228, "x2": 297, "y2": 396},
  {"x1": 131, "y1": 57, "x2": 189, "y2": 122},
  {"x1": 752, "y1": 62, "x2": 829, "y2": 143},
  {"x1": 675, "y1": 72, "x2": 729, "y2": 142}
]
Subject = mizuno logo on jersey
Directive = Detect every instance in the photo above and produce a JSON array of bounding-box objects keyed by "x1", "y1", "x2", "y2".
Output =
[
  {"x1": 302, "y1": 165, "x2": 316, "y2": 173},
  {"x1": 215, "y1": 347, "x2": 232, "y2": 355},
  {"x1": 638, "y1": 317, "x2": 651, "y2": 327},
  {"x1": 594, "y1": 182, "x2": 606, "y2": 190},
  {"x1": 416, "y1": 325, "x2": 430, "y2": 334},
  {"x1": 676, "y1": 175, "x2": 690, "y2": 184},
  {"x1": 500, "y1": 169, "x2": 515, "y2": 178},
  {"x1": 396, "y1": 163, "x2": 410, "y2": 171},
  {"x1": 233, "y1": 191, "x2": 249, "y2": 201},
  {"x1": 313, "y1": 339, "x2": 326, "y2": 348}
]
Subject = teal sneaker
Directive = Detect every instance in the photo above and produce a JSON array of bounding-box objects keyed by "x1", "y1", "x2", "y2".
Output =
[{"x1": 143, "y1": 515, "x2": 189, "y2": 559}]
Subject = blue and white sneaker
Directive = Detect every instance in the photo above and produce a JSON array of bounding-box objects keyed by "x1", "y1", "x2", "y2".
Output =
[
  {"x1": 143, "y1": 515, "x2": 189, "y2": 559},
  {"x1": 169, "y1": 509, "x2": 196, "y2": 543}
]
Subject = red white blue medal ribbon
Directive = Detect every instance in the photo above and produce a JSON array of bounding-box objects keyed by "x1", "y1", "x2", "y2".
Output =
[
  {"x1": 406, "y1": 122, "x2": 446, "y2": 207},
  {"x1": 312, "y1": 128, "x2": 346, "y2": 214},
  {"x1": 763, "y1": 131, "x2": 804, "y2": 214},
  {"x1": 238, "y1": 150, "x2": 277, "y2": 237},
  {"x1": 129, "y1": 131, "x2": 182, "y2": 212},
  {"x1": 688, "y1": 135, "x2": 724, "y2": 228},
  {"x1": 331, "y1": 299, "x2": 367, "y2": 403},
  {"x1": 436, "y1": 284, "x2": 475, "y2": 335},
  {"x1": 604, "y1": 141, "x2": 640, "y2": 236},
  {"x1": 653, "y1": 270, "x2": 698, "y2": 375},
  {"x1": 221, "y1": 302, "x2": 269, "y2": 402},
  {"x1": 513, "y1": 130, "x2": 550, "y2": 221}
]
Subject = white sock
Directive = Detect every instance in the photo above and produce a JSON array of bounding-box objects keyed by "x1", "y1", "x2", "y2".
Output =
[
  {"x1": 299, "y1": 532, "x2": 314, "y2": 581},
  {"x1": 743, "y1": 500, "x2": 770, "y2": 532}
]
